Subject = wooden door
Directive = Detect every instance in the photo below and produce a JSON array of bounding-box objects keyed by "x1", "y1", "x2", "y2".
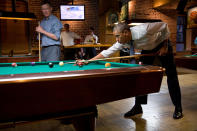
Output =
[{"x1": 0, "y1": 0, "x2": 29, "y2": 55}]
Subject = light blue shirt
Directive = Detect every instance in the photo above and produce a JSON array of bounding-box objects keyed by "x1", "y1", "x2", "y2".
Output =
[{"x1": 40, "y1": 15, "x2": 63, "y2": 47}]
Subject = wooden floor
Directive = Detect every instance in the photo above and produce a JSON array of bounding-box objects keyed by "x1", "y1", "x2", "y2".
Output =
[{"x1": 0, "y1": 68, "x2": 197, "y2": 131}]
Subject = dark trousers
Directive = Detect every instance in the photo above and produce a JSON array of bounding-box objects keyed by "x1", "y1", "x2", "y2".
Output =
[
  {"x1": 41, "y1": 45, "x2": 61, "y2": 62},
  {"x1": 135, "y1": 42, "x2": 182, "y2": 108},
  {"x1": 63, "y1": 48, "x2": 77, "y2": 60}
]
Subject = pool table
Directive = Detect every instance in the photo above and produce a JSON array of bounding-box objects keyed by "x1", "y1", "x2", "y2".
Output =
[
  {"x1": 0, "y1": 61, "x2": 164, "y2": 130},
  {"x1": 175, "y1": 55, "x2": 197, "y2": 70}
]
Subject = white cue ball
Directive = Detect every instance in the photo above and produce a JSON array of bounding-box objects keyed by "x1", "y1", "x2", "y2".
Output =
[{"x1": 59, "y1": 61, "x2": 64, "y2": 66}]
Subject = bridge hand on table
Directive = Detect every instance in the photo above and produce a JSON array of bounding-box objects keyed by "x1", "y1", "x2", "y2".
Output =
[{"x1": 75, "y1": 59, "x2": 89, "y2": 67}]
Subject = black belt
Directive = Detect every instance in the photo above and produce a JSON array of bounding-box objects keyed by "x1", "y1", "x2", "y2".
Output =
[{"x1": 42, "y1": 45, "x2": 60, "y2": 48}]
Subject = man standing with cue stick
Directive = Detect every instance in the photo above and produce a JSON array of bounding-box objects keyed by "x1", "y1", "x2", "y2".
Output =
[{"x1": 36, "y1": 1, "x2": 63, "y2": 62}]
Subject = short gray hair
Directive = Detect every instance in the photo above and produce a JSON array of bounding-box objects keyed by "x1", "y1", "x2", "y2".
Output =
[{"x1": 113, "y1": 22, "x2": 130, "y2": 33}]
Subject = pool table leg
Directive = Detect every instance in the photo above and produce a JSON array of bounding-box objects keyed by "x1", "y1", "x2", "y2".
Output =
[
  {"x1": 72, "y1": 113, "x2": 96, "y2": 131},
  {"x1": 59, "y1": 106, "x2": 97, "y2": 131}
]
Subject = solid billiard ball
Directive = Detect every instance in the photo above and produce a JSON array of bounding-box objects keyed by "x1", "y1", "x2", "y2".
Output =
[
  {"x1": 105, "y1": 63, "x2": 111, "y2": 68},
  {"x1": 59, "y1": 61, "x2": 64, "y2": 66},
  {"x1": 31, "y1": 62, "x2": 35, "y2": 66},
  {"x1": 78, "y1": 62, "x2": 83, "y2": 67},
  {"x1": 139, "y1": 61, "x2": 143, "y2": 65},
  {"x1": 48, "y1": 62, "x2": 54, "y2": 68},
  {"x1": 12, "y1": 63, "x2": 17, "y2": 67}
]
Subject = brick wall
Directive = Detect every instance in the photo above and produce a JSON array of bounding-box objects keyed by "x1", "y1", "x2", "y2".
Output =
[
  {"x1": 98, "y1": 0, "x2": 179, "y2": 47},
  {"x1": 28, "y1": 0, "x2": 99, "y2": 48},
  {"x1": 29, "y1": 0, "x2": 179, "y2": 49},
  {"x1": 129, "y1": 0, "x2": 178, "y2": 49}
]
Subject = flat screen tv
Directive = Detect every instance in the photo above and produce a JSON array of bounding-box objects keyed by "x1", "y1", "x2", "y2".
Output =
[{"x1": 60, "y1": 5, "x2": 85, "y2": 21}]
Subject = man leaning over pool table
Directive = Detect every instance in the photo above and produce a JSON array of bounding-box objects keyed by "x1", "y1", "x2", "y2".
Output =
[{"x1": 85, "y1": 22, "x2": 183, "y2": 119}]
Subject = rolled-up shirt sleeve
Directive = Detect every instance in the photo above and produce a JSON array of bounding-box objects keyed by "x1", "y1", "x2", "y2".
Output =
[
  {"x1": 53, "y1": 21, "x2": 63, "y2": 40},
  {"x1": 101, "y1": 42, "x2": 123, "y2": 57}
]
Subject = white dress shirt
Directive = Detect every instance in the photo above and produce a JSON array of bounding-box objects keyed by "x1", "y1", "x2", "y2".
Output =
[
  {"x1": 84, "y1": 34, "x2": 98, "y2": 44},
  {"x1": 131, "y1": 22, "x2": 170, "y2": 50},
  {"x1": 101, "y1": 22, "x2": 170, "y2": 57},
  {"x1": 101, "y1": 42, "x2": 127, "y2": 57},
  {"x1": 60, "y1": 31, "x2": 81, "y2": 47}
]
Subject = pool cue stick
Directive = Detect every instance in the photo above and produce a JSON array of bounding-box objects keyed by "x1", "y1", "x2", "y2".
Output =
[
  {"x1": 38, "y1": 21, "x2": 41, "y2": 62},
  {"x1": 65, "y1": 54, "x2": 156, "y2": 64}
]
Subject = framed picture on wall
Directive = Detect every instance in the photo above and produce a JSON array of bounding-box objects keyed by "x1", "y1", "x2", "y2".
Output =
[
  {"x1": 187, "y1": 6, "x2": 197, "y2": 28},
  {"x1": 120, "y1": 2, "x2": 128, "y2": 21},
  {"x1": 105, "y1": 10, "x2": 119, "y2": 34},
  {"x1": 107, "y1": 12, "x2": 119, "y2": 27}
]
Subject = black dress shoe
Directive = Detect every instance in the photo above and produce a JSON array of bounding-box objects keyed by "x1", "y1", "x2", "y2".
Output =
[
  {"x1": 173, "y1": 107, "x2": 183, "y2": 119},
  {"x1": 124, "y1": 105, "x2": 143, "y2": 117}
]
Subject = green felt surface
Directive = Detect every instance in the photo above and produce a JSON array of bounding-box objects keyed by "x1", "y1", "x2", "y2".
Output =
[
  {"x1": 184, "y1": 55, "x2": 197, "y2": 57},
  {"x1": 0, "y1": 61, "x2": 141, "y2": 75}
]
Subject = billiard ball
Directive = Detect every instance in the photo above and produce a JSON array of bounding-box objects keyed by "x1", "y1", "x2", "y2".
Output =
[
  {"x1": 105, "y1": 63, "x2": 111, "y2": 68},
  {"x1": 12, "y1": 63, "x2": 17, "y2": 67},
  {"x1": 31, "y1": 62, "x2": 35, "y2": 66},
  {"x1": 59, "y1": 61, "x2": 64, "y2": 66},
  {"x1": 48, "y1": 62, "x2": 54, "y2": 68},
  {"x1": 78, "y1": 62, "x2": 83, "y2": 67},
  {"x1": 139, "y1": 61, "x2": 143, "y2": 65}
]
